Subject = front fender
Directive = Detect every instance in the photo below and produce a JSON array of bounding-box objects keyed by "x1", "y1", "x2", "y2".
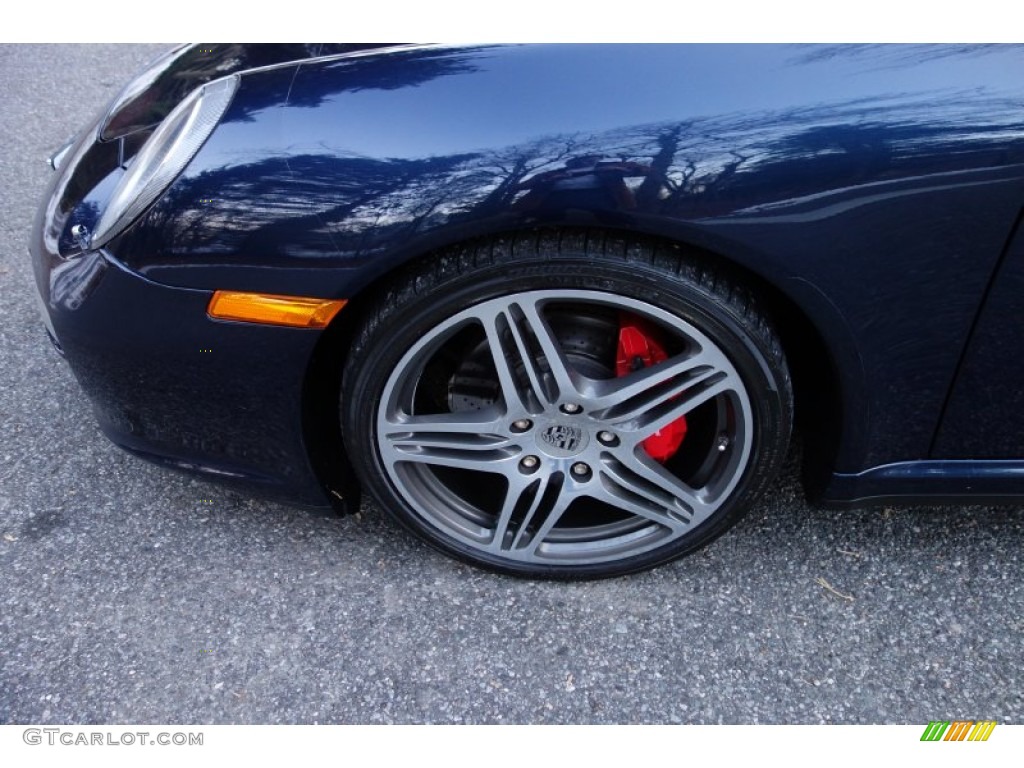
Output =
[{"x1": 109, "y1": 43, "x2": 1024, "y2": 477}]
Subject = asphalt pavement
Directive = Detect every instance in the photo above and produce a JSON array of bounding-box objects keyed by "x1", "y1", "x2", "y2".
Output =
[{"x1": 1, "y1": 44, "x2": 1022, "y2": 724}]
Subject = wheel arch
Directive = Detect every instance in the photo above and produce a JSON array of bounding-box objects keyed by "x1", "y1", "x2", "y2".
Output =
[{"x1": 301, "y1": 224, "x2": 849, "y2": 510}]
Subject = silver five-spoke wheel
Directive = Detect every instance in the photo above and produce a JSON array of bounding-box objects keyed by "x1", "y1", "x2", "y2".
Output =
[
  {"x1": 377, "y1": 289, "x2": 753, "y2": 566},
  {"x1": 342, "y1": 234, "x2": 791, "y2": 578}
]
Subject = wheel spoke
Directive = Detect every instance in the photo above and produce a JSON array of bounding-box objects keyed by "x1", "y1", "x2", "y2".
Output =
[
  {"x1": 516, "y1": 473, "x2": 574, "y2": 557},
  {"x1": 590, "y1": 348, "x2": 737, "y2": 439},
  {"x1": 636, "y1": 376, "x2": 734, "y2": 439},
  {"x1": 487, "y1": 470, "x2": 572, "y2": 555},
  {"x1": 597, "y1": 450, "x2": 709, "y2": 531},
  {"x1": 381, "y1": 412, "x2": 520, "y2": 471},
  {"x1": 515, "y1": 299, "x2": 578, "y2": 400},
  {"x1": 479, "y1": 296, "x2": 577, "y2": 413},
  {"x1": 490, "y1": 472, "x2": 562, "y2": 552}
]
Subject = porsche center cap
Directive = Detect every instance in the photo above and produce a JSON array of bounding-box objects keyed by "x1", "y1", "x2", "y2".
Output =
[{"x1": 537, "y1": 423, "x2": 589, "y2": 457}]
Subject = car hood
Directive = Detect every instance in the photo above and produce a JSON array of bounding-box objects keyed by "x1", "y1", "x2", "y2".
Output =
[{"x1": 99, "y1": 43, "x2": 394, "y2": 141}]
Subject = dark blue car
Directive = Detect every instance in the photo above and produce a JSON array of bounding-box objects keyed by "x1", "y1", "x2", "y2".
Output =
[{"x1": 31, "y1": 44, "x2": 1024, "y2": 578}]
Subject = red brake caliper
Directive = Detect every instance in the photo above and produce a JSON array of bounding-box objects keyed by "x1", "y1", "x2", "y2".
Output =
[{"x1": 616, "y1": 313, "x2": 687, "y2": 463}]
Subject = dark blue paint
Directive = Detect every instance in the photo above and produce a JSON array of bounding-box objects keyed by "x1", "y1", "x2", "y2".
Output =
[
  {"x1": 29, "y1": 227, "x2": 341, "y2": 506},
  {"x1": 826, "y1": 460, "x2": 1024, "y2": 505},
  {"x1": 34, "y1": 44, "x2": 1024, "y2": 507},
  {"x1": 933, "y1": 213, "x2": 1024, "y2": 459}
]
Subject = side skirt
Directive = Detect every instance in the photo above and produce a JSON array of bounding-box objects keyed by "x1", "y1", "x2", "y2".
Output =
[{"x1": 821, "y1": 460, "x2": 1024, "y2": 507}]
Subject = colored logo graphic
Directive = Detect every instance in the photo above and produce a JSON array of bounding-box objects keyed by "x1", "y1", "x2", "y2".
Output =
[{"x1": 920, "y1": 720, "x2": 996, "y2": 742}]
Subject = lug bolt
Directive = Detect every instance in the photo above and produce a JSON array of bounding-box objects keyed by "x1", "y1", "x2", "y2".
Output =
[
  {"x1": 597, "y1": 431, "x2": 617, "y2": 446},
  {"x1": 571, "y1": 462, "x2": 591, "y2": 477},
  {"x1": 561, "y1": 403, "x2": 582, "y2": 414},
  {"x1": 716, "y1": 435, "x2": 731, "y2": 453},
  {"x1": 512, "y1": 419, "x2": 532, "y2": 432},
  {"x1": 520, "y1": 455, "x2": 540, "y2": 472}
]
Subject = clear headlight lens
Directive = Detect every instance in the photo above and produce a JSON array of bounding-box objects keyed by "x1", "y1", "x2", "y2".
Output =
[
  {"x1": 99, "y1": 44, "x2": 189, "y2": 141},
  {"x1": 91, "y1": 74, "x2": 238, "y2": 249}
]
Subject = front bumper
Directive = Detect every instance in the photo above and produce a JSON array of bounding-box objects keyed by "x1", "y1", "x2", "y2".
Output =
[{"x1": 29, "y1": 225, "x2": 337, "y2": 509}]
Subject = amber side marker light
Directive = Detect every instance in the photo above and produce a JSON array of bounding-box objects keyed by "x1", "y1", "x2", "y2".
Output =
[{"x1": 207, "y1": 291, "x2": 346, "y2": 328}]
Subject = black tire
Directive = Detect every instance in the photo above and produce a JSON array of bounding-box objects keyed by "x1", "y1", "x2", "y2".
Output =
[{"x1": 342, "y1": 231, "x2": 792, "y2": 579}]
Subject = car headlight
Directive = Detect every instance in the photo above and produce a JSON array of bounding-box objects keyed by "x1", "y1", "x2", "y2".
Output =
[
  {"x1": 90, "y1": 74, "x2": 239, "y2": 250},
  {"x1": 98, "y1": 44, "x2": 190, "y2": 141}
]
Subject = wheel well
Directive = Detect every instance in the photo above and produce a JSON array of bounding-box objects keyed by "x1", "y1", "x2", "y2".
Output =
[
  {"x1": 300, "y1": 284, "x2": 375, "y2": 514},
  {"x1": 717, "y1": 260, "x2": 843, "y2": 499},
  {"x1": 301, "y1": 227, "x2": 843, "y2": 511}
]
